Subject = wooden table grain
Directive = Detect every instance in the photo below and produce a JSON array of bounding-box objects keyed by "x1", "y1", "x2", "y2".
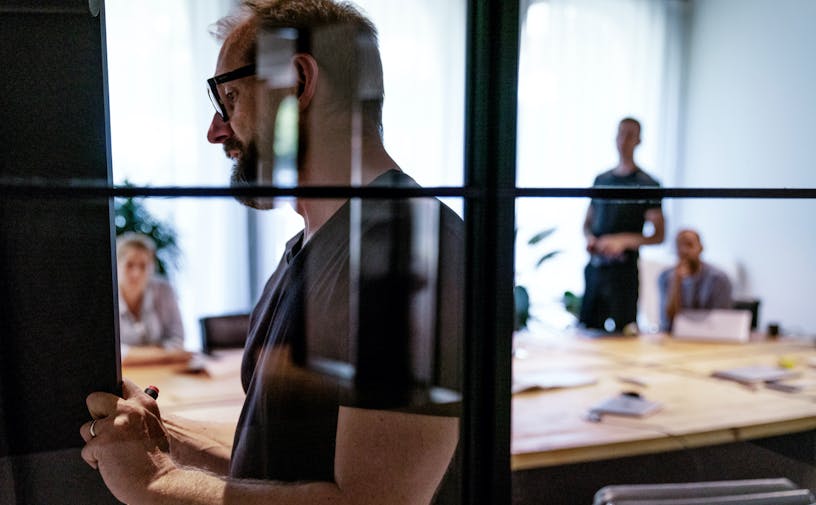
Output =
[
  {"x1": 511, "y1": 333, "x2": 816, "y2": 470},
  {"x1": 122, "y1": 336, "x2": 816, "y2": 472}
]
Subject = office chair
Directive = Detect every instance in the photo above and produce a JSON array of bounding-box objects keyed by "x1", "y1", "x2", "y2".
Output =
[
  {"x1": 733, "y1": 298, "x2": 760, "y2": 330},
  {"x1": 199, "y1": 313, "x2": 251, "y2": 354}
]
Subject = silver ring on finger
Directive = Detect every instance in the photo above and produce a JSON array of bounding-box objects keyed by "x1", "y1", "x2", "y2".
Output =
[{"x1": 89, "y1": 419, "x2": 98, "y2": 438}]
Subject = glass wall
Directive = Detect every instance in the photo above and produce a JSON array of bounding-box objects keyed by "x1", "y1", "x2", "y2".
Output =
[
  {"x1": 104, "y1": 0, "x2": 467, "y2": 349},
  {"x1": 513, "y1": 1, "x2": 816, "y2": 503},
  {"x1": 2, "y1": 0, "x2": 473, "y2": 503}
]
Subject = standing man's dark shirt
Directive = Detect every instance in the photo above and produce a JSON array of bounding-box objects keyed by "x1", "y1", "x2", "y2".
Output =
[
  {"x1": 580, "y1": 168, "x2": 662, "y2": 331},
  {"x1": 230, "y1": 170, "x2": 464, "y2": 503}
]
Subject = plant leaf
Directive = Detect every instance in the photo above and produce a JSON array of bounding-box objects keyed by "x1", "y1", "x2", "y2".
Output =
[
  {"x1": 535, "y1": 250, "x2": 561, "y2": 268},
  {"x1": 528, "y1": 227, "x2": 556, "y2": 245}
]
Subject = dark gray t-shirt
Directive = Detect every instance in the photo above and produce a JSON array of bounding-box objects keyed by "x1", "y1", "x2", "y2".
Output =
[
  {"x1": 229, "y1": 170, "x2": 464, "y2": 502},
  {"x1": 589, "y1": 168, "x2": 662, "y2": 261}
]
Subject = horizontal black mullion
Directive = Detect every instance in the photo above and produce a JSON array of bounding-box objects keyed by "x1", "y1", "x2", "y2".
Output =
[
  {"x1": 0, "y1": 8, "x2": 89, "y2": 15},
  {"x1": 514, "y1": 187, "x2": 816, "y2": 199},
  {"x1": 0, "y1": 183, "x2": 480, "y2": 200},
  {"x1": 3, "y1": 183, "x2": 815, "y2": 200}
]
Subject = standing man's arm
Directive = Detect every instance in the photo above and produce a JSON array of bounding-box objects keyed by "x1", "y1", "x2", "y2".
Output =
[
  {"x1": 593, "y1": 207, "x2": 665, "y2": 257},
  {"x1": 80, "y1": 379, "x2": 458, "y2": 505},
  {"x1": 643, "y1": 207, "x2": 665, "y2": 246}
]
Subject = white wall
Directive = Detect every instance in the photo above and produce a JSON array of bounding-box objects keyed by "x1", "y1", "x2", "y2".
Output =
[{"x1": 678, "y1": 0, "x2": 816, "y2": 335}]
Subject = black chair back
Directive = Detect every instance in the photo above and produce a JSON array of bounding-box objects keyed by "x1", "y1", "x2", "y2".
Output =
[
  {"x1": 199, "y1": 313, "x2": 251, "y2": 354},
  {"x1": 733, "y1": 299, "x2": 760, "y2": 329}
]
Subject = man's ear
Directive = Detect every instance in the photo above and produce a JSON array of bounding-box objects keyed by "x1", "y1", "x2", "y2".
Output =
[{"x1": 292, "y1": 53, "x2": 318, "y2": 110}]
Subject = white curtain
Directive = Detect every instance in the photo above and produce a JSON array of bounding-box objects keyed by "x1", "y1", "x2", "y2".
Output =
[
  {"x1": 106, "y1": 0, "x2": 249, "y2": 350},
  {"x1": 253, "y1": 0, "x2": 468, "y2": 296},
  {"x1": 356, "y1": 0, "x2": 466, "y2": 189},
  {"x1": 514, "y1": 0, "x2": 687, "y2": 330}
]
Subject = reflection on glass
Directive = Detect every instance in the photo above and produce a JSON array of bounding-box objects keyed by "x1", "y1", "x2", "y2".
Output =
[
  {"x1": 73, "y1": 1, "x2": 467, "y2": 504},
  {"x1": 227, "y1": 6, "x2": 466, "y2": 501}
]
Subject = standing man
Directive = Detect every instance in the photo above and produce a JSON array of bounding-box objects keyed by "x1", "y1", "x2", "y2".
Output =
[
  {"x1": 658, "y1": 229, "x2": 733, "y2": 331},
  {"x1": 579, "y1": 117, "x2": 665, "y2": 333},
  {"x1": 79, "y1": 1, "x2": 464, "y2": 504}
]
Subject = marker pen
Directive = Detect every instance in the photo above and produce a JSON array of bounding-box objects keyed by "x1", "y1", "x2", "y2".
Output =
[{"x1": 144, "y1": 385, "x2": 160, "y2": 400}]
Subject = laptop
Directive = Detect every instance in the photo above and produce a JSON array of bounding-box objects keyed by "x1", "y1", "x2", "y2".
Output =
[{"x1": 672, "y1": 309, "x2": 753, "y2": 343}]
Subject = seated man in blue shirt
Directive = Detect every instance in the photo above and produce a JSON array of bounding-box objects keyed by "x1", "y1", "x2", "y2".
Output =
[{"x1": 659, "y1": 229, "x2": 733, "y2": 331}]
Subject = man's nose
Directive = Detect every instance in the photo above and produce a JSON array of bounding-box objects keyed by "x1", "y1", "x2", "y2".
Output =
[{"x1": 207, "y1": 112, "x2": 233, "y2": 144}]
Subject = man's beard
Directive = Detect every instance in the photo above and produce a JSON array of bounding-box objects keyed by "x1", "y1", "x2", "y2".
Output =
[{"x1": 226, "y1": 138, "x2": 268, "y2": 209}]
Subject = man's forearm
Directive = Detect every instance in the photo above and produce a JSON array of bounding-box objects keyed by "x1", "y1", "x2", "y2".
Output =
[
  {"x1": 145, "y1": 468, "x2": 349, "y2": 505},
  {"x1": 608, "y1": 232, "x2": 658, "y2": 250},
  {"x1": 631, "y1": 231, "x2": 663, "y2": 247},
  {"x1": 164, "y1": 415, "x2": 233, "y2": 475}
]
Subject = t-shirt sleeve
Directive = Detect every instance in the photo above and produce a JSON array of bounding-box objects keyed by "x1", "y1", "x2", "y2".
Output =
[{"x1": 708, "y1": 271, "x2": 734, "y2": 310}]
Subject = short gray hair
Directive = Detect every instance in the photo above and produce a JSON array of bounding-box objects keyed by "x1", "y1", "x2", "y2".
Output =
[{"x1": 212, "y1": 0, "x2": 385, "y2": 137}]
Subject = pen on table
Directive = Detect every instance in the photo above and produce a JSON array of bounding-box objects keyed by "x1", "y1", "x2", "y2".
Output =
[
  {"x1": 617, "y1": 376, "x2": 649, "y2": 388},
  {"x1": 144, "y1": 385, "x2": 160, "y2": 400}
]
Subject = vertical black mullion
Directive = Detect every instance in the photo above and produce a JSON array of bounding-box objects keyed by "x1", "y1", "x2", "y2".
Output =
[{"x1": 463, "y1": 1, "x2": 519, "y2": 504}]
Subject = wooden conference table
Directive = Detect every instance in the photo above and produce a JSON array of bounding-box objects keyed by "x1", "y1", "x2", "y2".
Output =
[
  {"x1": 123, "y1": 333, "x2": 816, "y2": 472},
  {"x1": 511, "y1": 332, "x2": 816, "y2": 471}
]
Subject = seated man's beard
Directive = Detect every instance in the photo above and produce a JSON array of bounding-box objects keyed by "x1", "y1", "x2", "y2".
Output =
[{"x1": 227, "y1": 138, "x2": 265, "y2": 209}]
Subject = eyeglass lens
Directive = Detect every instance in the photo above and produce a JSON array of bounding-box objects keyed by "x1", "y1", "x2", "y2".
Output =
[{"x1": 207, "y1": 86, "x2": 228, "y2": 121}]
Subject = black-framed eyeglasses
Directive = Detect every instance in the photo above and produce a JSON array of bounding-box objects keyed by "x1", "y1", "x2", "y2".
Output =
[{"x1": 206, "y1": 64, "x2": 256, "y2": 122}]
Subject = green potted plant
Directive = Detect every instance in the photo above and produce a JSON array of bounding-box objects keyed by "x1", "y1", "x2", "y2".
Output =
[
  {"x1": 514, "y1": 227, "x2": 560, "y2": 331},
  {"x1": 114, "y1": 188, "x2": 180, "y2": 276}
]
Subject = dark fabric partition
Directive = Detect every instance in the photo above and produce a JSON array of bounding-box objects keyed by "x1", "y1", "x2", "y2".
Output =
[{"x1": 1, "y1": 1, "x2": 120, "y2": 502}]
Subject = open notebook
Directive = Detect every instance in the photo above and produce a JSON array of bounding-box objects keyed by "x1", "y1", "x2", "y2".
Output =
[{"x1": 672, "y1": 309, "x2": 753, "y2": 343}]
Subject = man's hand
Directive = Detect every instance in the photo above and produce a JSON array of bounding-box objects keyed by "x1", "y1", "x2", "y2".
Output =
[
  {"x1": 592, "y1": 234, "x2": 633, "y2": 258},
  {"x1": 80, "y1": 378, "x2": 177, "y2": 504},
  {"x1": 674, "y1": 259, "x2": 694, "y2": 279},
  {"x1": 585, "y1": 234, "x2": 598, "y2": 253}
]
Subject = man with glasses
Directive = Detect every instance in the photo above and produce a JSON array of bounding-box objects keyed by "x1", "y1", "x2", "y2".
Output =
[{"x1": 79, "y1": 1, "x2": 464, "y2": 504}]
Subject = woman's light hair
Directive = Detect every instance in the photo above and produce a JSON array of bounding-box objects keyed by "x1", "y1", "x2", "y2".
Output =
[{"x1": 116, "y1": 232, "x2": 157, "y2": 261}]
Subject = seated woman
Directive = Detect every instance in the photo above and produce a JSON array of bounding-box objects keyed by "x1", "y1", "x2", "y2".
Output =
[
  {"x1": 117, "y1": 232, "x2": 187, "y2": 363},
  {"x1": 658, "y1": 229, "x2": 733, "y2": 332}
]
